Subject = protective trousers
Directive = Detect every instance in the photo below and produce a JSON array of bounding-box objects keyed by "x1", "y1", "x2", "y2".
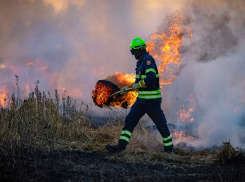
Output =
[{"x1": 119, "y1": 99, "x2": 173, "y2": 150}]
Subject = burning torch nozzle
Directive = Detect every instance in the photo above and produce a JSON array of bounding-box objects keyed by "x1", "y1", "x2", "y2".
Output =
[{"x1": 109, "y1": 88, "x2": 133, "y2": 98}]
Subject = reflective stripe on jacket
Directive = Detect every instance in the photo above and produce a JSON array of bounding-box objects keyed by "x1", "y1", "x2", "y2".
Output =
[{"x1": 135, "y1": 52, "x2": 161, "y2": 101}]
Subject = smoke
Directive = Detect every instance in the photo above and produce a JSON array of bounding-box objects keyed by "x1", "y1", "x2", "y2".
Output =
[
  {"x1": 153, "y1": 0, "x2": 244, "y2": 63},
  {"x1": 159, "y1": 0, "x2": 245, "y2": 147},
  {"x1": 0, "y1": 0, "x2": 127, "y2": 99},
  {"x1": 190, "y1": 55, "x2": 245, "y2": 147},
  {"x1": 0, "y1": 0, "x2": 245, "y2": 147},
  {"x1": 0, "y1": 0, "x2": 182, "y2": 100},
  {"x1": 186, "y1": 0, "x2": 243, "y2": 62}
]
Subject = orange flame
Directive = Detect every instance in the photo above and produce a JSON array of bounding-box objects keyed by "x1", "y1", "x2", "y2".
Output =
[
  {"x1": 26, "y1": 62, "x2": 33, "y2": 66},
  {"x1": 104, "y1": 72, "x2": 135, "y2": 88},
  {"x1": 0, "y1": 64, "x2": 6, "y2": 69},
  {"x1": 110, "y1": 91, "x2": 137, "y2": 108},
  {"x1": 25, "y1": 81, "x2": 31, "y2": 96},
  {"x1": 176, "y1": 93, "x2": 195, "y2": 122},
  {"x1": 147, "y1": 19, "x2": 192, "y2": 85},
  {"x1": 101, "y1": 20, "x2": 192, "y2": 108},
  {"x1": 1, "y1": 19, "x2": 192, "y2": 111},
  {"x1": 171, "y1": 129, "x2": 195, "y2": 141},
  {"x1": 104, "y1": 72, "x2": 137, "y2": 108},
  {"x1": 173, "y1": 93, "x2": 196, "y2": 140},
  {"x1": 92, "y1": 81, "x2": 114, "y2": 108},
  {"x1": 0, "y1": 85, "x2": 10, "y2": 108},
  {"x1": 176, "y1": 104, "x2": 191, "y2": 122}
]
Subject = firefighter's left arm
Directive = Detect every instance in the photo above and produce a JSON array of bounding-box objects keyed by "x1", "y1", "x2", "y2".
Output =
[{"x1": 139, "y1": 59, "x2": 156, "y2": 88}]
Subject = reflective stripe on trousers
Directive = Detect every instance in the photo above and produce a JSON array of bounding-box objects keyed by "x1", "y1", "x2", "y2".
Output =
[{"x1": 119, "y1": 99, "x2": 173, "y2": 150}]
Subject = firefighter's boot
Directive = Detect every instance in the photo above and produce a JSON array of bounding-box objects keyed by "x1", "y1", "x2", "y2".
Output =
[
  {"x1": 105, "y1": 140, "x2": 127, "y2": 153},
  {"x1": 165, "y1": 149, "x2": 175, "y2": 154}
]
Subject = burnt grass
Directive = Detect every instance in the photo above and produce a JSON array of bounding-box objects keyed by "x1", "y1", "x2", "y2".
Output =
[{"x1": 1, "y1": 150, "x2": 245, "y2": 182}]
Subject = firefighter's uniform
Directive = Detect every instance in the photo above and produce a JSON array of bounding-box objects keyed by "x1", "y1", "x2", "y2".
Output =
[
  {"x1": 106, "y1": 37, "x2": 174, "y2": 153},
  {"x1": 119, "y1": 52, "x2": 174, "y2": 151}
]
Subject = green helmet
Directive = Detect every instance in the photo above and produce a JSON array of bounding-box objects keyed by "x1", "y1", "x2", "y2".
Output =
[{"x1": 130, "y1": 37, "x2": 146, "y2": 49}]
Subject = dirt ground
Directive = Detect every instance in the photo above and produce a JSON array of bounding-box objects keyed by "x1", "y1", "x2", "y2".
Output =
[{"x1": 1, "y1": 150, "x2": 245, "y2": 182}]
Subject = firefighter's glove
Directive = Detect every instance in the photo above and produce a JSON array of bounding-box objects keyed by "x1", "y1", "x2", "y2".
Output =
[
  {"x1": 132, "y1": 80, "x2": 148, "y2": 91},
  {"x1": 131, "y1": 83, "x2": 140, "y2": 91},
  {"x1": 120, "y1": 86, "x2": 130, "y2": 95}
]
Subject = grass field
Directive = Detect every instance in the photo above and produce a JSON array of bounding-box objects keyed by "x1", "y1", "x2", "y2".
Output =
[{"x1": 0, "y1": 90, "x2": 245, "y2": 181}]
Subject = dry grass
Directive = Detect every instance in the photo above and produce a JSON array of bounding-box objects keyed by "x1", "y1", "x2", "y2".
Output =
[
  {"x1": 0, "y1": 90, "x2": 90, "y2": 154},
  {"x1": 211, "y1": 141, "x2": 243, "y2": 163},
  {"x1": 0, "y1": 89, "x2": 127, "y2": 155},
  {"x1": 0, "y1": 89, "x2": 244, "y2": 165}
]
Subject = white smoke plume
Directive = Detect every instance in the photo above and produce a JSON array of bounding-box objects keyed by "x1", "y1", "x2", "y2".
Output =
[{"x1": 159, "y1": 0, "x2": 245, "y2": 147}]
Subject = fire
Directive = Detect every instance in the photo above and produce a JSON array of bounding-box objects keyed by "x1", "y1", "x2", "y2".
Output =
[
  {"x1": 0, "y1": 64, "x2": 6, "y2": 69},
  {"x1": 25, "y1": 84, "x2": 30, "y2": 97},
  {"x1": 93, "y1": 19, "x2": 192, "y2": 108},
  {"x1": 0, "y1": 85, "x2": 10, "y2": 108},
  {"x1": 173, "y1": 93, "x2": 196, "y2": 140},
  {"x1": 26, "y1": 62, "x2": 33, "y2": 66},
  {"x1": 92, "y1": 80, "x2": 114, "y2": 108},
  {"x1": 110, "y1": 91, "x2": 137, "y2": 108},
  {"x1": 177, "y1": 104, "x2": 191, "y2": 121},
  {"x1": 147, "y1": 19, "x2": 192, "y2": 85},
  {"x1": 104, "y1": 72, "x2": 137, "y2": 108},
  {"x1": 25, "y1": 78, "x2": 31, "y2": 97},
  {"x1": 104, "y1": 72, "x2": 135, "y2": 88},
  {"x1": 176, "y1": 93, "x2": 195, "y2": 123},
  {"x1": 0, "y1": 92, "x2": 8, "y2": 108},
  {"x1": 171, "y1": 129, "x2": 195, "y2": 141},
  {"x1": 92, "y1": 73, "x2": 137, "y2": 108}
]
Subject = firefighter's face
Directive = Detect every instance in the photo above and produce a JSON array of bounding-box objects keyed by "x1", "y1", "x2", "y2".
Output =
[{"x1": 130, "y1": 48, "x2": 143, "y2": 60}]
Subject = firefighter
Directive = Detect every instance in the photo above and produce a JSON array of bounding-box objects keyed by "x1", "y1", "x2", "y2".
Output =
[{"x1": 106, "y1": 37, "x2": 174, "y2": 153}]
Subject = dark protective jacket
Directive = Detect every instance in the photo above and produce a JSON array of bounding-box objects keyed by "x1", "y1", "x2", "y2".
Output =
[{"x1": 135, "y1": 52, "x2": 161, "y2": 102}]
